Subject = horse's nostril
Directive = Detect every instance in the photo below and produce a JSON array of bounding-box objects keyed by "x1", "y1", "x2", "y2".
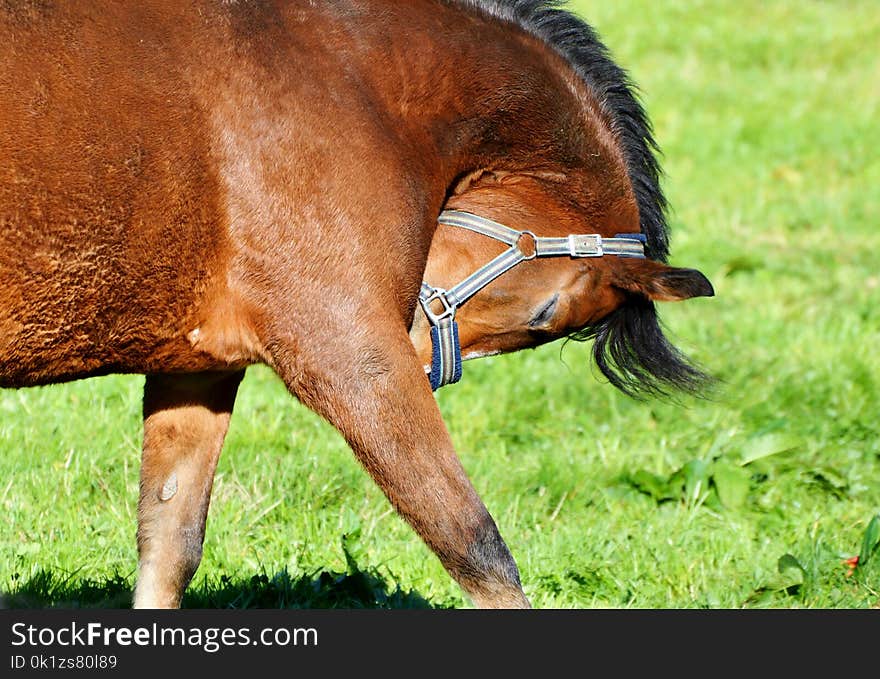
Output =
[{"x1": 529, "y1": 293, "x2": 559, "y2": 328}]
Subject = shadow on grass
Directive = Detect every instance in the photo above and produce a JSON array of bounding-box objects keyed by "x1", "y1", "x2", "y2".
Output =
[{"x1": 1, "y1": 551, "x2": 445, "y2": 609}]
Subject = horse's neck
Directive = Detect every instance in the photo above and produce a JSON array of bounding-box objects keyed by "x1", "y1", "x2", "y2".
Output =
[{"x1": 330, "y1": 0, "x2": 605, "y2": 176}]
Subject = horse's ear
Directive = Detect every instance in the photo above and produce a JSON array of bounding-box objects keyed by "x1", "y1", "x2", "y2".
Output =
[{"x1": 613, "y1": 258, "x2": 714, "y2": 301}]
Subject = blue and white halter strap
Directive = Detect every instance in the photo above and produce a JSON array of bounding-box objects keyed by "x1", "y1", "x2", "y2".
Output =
[{"x1": 420, "y1": 209, "x2": 647, "y2": 390}]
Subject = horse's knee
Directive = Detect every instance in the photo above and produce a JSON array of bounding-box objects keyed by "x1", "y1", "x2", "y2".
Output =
[
  {"x1": 135, "y1": 495, "x2": 206, "y2": 608},
  {"x1": 137, "y1": 502, "x2": 205, "y2": 568},
  {"x1": 176, "y1": 525, "x2": 205, "y2": 583},
  {"x1": 466, "y1": 516, "x2": 522, "y2": 586},
  {"x1": 443, "y1": 514, "x2": 529, "y2": 608}
]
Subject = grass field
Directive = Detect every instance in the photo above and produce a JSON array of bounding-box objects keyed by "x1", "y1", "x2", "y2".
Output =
[{"x1": 2, "y1": 0, "x2": 878, "y2": 609}]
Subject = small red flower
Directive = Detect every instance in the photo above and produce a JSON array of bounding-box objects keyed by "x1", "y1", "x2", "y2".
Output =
[{"x1": 843, "y1": 555, "x2": 859, "y2": 577}]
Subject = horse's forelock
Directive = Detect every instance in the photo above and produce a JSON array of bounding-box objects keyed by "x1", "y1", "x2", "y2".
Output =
[{"x1": 568, "y1": 295, "x2": 712, "y2": 399}]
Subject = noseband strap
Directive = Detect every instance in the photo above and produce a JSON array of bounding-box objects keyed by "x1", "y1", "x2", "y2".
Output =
[{"x1": 420, "y1": 209, "x2": 646, "y2": 391}]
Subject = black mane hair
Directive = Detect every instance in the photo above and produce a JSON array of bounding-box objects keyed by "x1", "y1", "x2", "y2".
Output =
[{"x1": 460, "y1": 0, "x2": 711, "y2": 398}]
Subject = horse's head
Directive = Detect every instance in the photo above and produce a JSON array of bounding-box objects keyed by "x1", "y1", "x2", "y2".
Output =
[
  {"x1": 411, "y1": 167, "x2": 714, "y2": 396},
  {"x1": 399, "y1": 0, "x2": 715, "y2": 397}
]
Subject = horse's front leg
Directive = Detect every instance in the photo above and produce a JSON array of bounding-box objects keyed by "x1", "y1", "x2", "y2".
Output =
[
  {"x1": 133, "y1": 370, "x2": 244, "y2": 609},
  {"x1": 269, "y1": 315, "x2": 530, "y2": 609}
]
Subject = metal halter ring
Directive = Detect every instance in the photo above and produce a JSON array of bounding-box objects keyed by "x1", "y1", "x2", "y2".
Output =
[
  {"x1": 515, "y1": 230, "x2": 538, "y2": 260},
  {"x1": 419, "y1": 287, "x2": 457, "y2": 325}
]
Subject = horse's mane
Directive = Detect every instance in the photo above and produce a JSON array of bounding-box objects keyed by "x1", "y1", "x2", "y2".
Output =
[{"x1": 457, "y1": 0, "x2": 711, "y2": 398}]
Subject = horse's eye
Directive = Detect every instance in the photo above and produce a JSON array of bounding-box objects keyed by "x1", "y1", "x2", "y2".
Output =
[{"x1": 529, "y1": 293, "x2": 559, "y2": 328}]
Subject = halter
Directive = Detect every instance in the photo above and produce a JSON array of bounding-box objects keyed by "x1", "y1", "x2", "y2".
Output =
[{"x1": 420, "y1": 209, "x2": 647, "y2": 390}]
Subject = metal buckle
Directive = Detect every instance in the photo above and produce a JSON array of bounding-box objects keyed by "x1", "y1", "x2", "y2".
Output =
[
  {"x1": 419, "y1": 287, "x2": 457, "y2": 325},
  {"x1": 568, "y1": 234, "x2": 603, "y2": 257}
]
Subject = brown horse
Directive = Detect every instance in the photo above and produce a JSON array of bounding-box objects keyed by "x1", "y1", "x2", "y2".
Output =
[{"x1": 0, "y1": 0, "x2": 713, "y2": 608}]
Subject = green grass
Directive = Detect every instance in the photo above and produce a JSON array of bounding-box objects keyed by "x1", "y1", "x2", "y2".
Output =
[{"x1": 2, "y1": 0, "x2": 879, "y2": 609}]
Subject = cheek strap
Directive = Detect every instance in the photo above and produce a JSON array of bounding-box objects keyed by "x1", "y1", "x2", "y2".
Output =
[{"x1": 427, "y1": 318, "x2": 463, "y2": 391}]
